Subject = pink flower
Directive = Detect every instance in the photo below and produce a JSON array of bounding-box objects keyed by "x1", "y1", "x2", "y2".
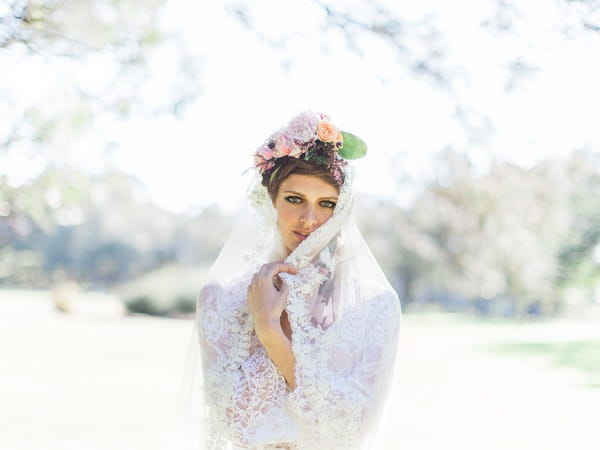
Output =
[
  {"x1": 288, "y1": 142, "x2": 304, "y2": 158},
  {"x1": 273, "y1": 135, "x2": 292, "y2": 157},
  {"x1": 257, "y1": 147, "x2": 273, "y2": 160},
  {"x1": 253, "y1": 111, "x2": 349, "y2": 177},
  {"x1": 254, "y1": 154, "x2": 265, "y2": 166},
  {"x1": 254, "y1": 153, "x2": 274, "y2": 173}
]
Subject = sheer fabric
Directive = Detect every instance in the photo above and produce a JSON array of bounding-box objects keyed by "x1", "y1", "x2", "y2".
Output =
[{"x1": 170, "y1": 166, "x2": 402, "y2": 450}]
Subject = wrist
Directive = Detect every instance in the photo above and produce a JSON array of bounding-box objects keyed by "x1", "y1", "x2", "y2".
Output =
[
  {"x1": 253, "y1": 310, "x2": 280, "y2": 330},
  {"x1": 254, "y1": 319, "x2": 285, "y2": 342}
]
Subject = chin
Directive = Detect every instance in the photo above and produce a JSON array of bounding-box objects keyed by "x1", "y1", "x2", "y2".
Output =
[{"x1": 285, "y1": 239, "x2": 299, "y2": 254}]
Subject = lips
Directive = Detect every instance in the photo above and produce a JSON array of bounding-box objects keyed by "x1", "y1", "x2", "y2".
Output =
[{"x1": 293, "y1": 231, "x2": 310, "y2": 241}]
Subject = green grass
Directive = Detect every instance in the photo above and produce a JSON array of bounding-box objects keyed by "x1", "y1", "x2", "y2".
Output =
[{"x1": 486, "y1": 340, "x2": 600, "y2": 388}]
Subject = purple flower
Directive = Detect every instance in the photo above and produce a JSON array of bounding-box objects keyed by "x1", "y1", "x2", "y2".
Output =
[{"x1": 283, "y1": 111, "x2": 322, "y2": 144}]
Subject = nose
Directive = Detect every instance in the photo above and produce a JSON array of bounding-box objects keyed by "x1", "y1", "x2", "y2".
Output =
[{"x1": 300, "y1": 205, "x2": 318, "y2": 228}]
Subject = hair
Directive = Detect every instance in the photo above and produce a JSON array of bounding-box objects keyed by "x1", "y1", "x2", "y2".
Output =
[{"x1": 262, "y1": 157, "x2": 340, "y2": 202}]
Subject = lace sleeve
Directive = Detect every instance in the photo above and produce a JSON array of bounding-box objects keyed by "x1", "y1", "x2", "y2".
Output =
[
  {"x1": 286, "y1": 291, "x2": 401, "y2": 448},
  {"x1": 197, "y1": 282, "x2": 297, "y2": 447}
]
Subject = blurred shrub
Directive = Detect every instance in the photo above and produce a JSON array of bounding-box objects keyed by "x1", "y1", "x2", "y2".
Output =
[
  {"x1": 124, "y1": 295, "x2": 169, "y2": 317},
  {"x1": 174, "y1": 295, "x2": 196, "y2": 315},
  {"x1": 117, "y1": 263, "x2": 207, "y2": 317}
]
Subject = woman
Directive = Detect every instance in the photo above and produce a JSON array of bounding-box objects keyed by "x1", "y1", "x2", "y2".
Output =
[{"x1": 174, "y1": 111, "x2": 401, "y2": 450}]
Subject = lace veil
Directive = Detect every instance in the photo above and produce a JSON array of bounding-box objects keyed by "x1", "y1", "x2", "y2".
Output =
[{"x1": 168, "y1": 163, "x2": 402, "y2": 450}]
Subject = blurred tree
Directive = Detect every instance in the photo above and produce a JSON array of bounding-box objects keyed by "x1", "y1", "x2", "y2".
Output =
[
  {"x1": 1, "y1": 0, "x2": 163, "y2": 55},
  {"x1": 226, "y1": 0, "x2": 452, "y2": 86},
  {"x1": 556, "y1": 150, "x2": 600, "y2": 295},
  {"x1": 3, "y1": 0, "x2": 597, "y2": 159},
  {"x1": 1, "y1": 0, "x2": 201, "y2": 153},
  {"x1": 407, "y1": 150, "x2": 572, "y2": 316},
  {"x1": 2, "y1": 0, "x2": 599, "y2": 315},
  {"x1": 226, "y1": 0, "x2": 600, "y2": 150},
  {"x1": 0, "y1": 164, "x2": 232, "y2": 289},
  {"x1": 359, "y1": 148, "x2": 600, "y2": 317}
]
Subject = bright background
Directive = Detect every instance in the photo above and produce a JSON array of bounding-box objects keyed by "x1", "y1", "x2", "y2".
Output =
[
  {"x1": 1, "y1": 1, "x2": 600, "y2": 449},
  {"x1": 4, "y1": 0, "x2": 600, "y2": 212}
]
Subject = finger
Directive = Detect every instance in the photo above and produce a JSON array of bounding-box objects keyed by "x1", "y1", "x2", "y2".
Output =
[
  {"x1": 258, "y1": 263, "x2": 275, "y2": 278},
  {"x1": 266, "y1": 263, "x2": 299, "y2": 278},
  {"x1": 260, "y1": 261, "x2": 298, "y2": 274}
]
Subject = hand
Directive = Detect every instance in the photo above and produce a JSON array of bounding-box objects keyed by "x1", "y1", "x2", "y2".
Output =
[{"x1": 247, "y1": 262, "x2": 298, "y2": 334}]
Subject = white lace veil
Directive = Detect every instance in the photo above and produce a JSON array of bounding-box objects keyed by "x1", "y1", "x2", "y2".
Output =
[{"x1": 168, "y1": 163, "x2": 402, "y2": 450}]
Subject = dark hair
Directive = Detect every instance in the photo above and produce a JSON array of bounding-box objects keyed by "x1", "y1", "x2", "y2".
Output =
[{"x1": 262, "y1": 157, "x2": 340, "y2": 202}]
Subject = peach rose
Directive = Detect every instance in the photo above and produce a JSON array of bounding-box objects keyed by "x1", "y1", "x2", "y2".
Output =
[
  {"x1": 335, "y1": 129, "x2": 343, "y2": 143},
  {"x1": 317, "y1": 120, "x2": 341, "y2": 143}
]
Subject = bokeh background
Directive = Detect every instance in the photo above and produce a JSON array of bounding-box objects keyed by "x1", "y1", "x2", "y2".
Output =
[{"x1": 1, "y1": 1, "x2": 600, "y2": 449}]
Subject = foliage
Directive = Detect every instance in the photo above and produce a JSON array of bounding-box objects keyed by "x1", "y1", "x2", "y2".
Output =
[
  {"x1": 3, "y1": 1, "x2": 600, "y2": 318},
  {"x1": 359, "y1": 149, "x2": 600, "y2": 317},
  {"x1": 3, "y1": 0, "x2": 596, "y2": 157},
  {"x1": 0, "y1": 167, "x2": 231, "y2": 288},
  {"x1": 4, "y1": 148, "x2": 600, "y2": 318},
  {"x1": 556, "y1": 152, "x2": 600, "y2": 288},
  {"x1": 1, "y1": 0, "x2": 201, "y2": 155}
]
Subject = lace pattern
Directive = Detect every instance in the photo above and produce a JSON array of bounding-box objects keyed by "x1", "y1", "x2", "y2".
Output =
[
  {"x1": 193, "y1": 164, "x2": 402, "y2": 449},
  {"x1": 198, "y1": 277, "x2": 299, "y2": 449},
  {"x1": 197, "y1": 275, "x2": 400, "y2": 449}
]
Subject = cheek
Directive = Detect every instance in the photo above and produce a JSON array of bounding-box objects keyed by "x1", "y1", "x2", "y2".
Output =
[
  {"x1": 316, "y1": 207, "x2": 334, "y2": 225},
  {"x1": 276, "y1": 203, "x2": 296, "y2": 228}
]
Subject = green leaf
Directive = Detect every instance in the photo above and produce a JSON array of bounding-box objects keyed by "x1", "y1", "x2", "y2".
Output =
[{"x1": 339, "y1": 131, "x2": 367, "y2": 160}]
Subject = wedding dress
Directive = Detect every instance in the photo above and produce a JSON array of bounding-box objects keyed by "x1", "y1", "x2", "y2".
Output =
[{"x1": 171, "y1": 166, "x2": 402, "y2": 450}]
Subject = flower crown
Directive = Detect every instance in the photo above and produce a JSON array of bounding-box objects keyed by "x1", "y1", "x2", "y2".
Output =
[{"x1": 253, "y1": 111, "x2": 367, "y2": 186}]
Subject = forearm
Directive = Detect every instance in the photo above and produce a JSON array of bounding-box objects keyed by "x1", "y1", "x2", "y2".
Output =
[{"x1": 255, "y1": 324, "x2": 297, "y2": 390}]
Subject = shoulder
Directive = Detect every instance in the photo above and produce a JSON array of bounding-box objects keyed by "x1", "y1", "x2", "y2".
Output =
[
  {"x1": 351, "y1": 279, "x2": 401, "y2": 333},
  {"x1": 365, "y1": 288, "x2": 401, "y2": 324},
  {"x1": 335, "y1": 281, "x2": 401, "y2": 333},
  {"x1": 350, "y1": 276, "x2": 401, "y2": 317},
  {"x1": 358, "y1": 288, "x2": 401, "y2": 351},
  {"x1": 197, "y1": 273, "x2": 252, "y2": 312},
  {"x1": 195, "y1": 274, "x2": 253, "y2": 337}
]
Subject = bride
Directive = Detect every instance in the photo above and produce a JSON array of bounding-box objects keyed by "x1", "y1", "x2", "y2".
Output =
[{"x1": 173, "y1": 111, "x2": 402, "y2": 450}]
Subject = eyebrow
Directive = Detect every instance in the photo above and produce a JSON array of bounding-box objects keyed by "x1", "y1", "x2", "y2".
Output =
[{"x1": 283, "y1": 190, "x2": 339, "y2": 200}]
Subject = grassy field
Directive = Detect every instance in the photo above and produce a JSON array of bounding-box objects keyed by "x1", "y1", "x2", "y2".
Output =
[
  {"x1": 1, "y1": 290, "x2": 599, "y2": 450},
  {"x1": 486, "y1": 340, "x2": 600, "y2": 388}
]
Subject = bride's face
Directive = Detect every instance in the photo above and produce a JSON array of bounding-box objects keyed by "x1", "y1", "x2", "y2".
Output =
[{"x1": 273, "y1": 173, "x2": 339, "y2": 255}]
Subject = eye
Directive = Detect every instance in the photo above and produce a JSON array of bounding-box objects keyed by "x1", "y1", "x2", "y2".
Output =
[
  {"x1": 320, "y1": 200, "x2": 337, "y2": 209},
  {"x1": 285, "y1": 195, "x2": 302, "y2": 204}
]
